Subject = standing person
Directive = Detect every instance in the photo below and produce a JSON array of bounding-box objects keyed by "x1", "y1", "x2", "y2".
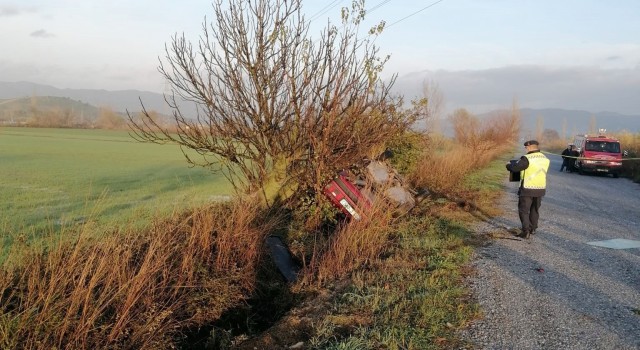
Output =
[
  {"x1": 506, "y1": 140, "x2": 550, "y2": 239},
  {"x1": 569, "y1": 145, "x2": 580, "y2": 172},
  {"x1": 560, "y1": 144, "x2": 573, "y2": 172}
]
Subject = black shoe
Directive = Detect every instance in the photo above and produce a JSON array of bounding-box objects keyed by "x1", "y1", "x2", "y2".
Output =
[{"x1": 519, "y1": 230, "x2": 531, "y2": 239}]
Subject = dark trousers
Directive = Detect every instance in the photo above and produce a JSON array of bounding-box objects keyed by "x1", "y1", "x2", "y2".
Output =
[
  {"x1": 518, "y1": 196, "x2": 542, "y2": 232},
  {"x1": 560, "y1": 159, "x2": 568, "y2": 171}
]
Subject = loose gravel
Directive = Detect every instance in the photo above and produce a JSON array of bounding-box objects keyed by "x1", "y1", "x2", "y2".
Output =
[{"x1": 459, "y1": 154, "x2": 640, "y2": 350}]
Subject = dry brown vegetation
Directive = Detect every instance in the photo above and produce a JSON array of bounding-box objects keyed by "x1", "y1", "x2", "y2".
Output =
[
  {"x1": 94, "y1": 107, "x2": 127, "y2": 130},
  {"x1": 0, "y1": 95, "x2": 130, "y2": 129},
  {"x1": 0, "y1": 186, "x2": 410, "y2": 349},
  {"x1": 310, "y1": 193, "x2": 396, "y2": 284},
  {"x1": 409, "y1": 107, "x2": 520, "y2": 194},
  {"x1": 613, "y1": 131, "x2": 640, "y2": 181},
  {"x1": 0, "y1": 198, "x2": 272, "y2": 349}
]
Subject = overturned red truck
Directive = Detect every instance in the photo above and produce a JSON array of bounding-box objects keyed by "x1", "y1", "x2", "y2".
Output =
[{"x1": 323, "y1": 156, "x2": 426, "y2": 220}]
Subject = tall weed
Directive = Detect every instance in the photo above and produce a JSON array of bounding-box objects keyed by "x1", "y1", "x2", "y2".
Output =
[
  {"x1": 0, "y1": 198, "x2": 270, "y2": 349},
  {"x1": 308, "y1": 193, "x2": 396, "y2": 284}
]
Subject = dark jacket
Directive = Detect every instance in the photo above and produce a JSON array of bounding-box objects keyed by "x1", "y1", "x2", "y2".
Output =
[
  {"x1": 570, "y1": 149, "x2": 579, "y2": 158},
  {"x1": 561, "y1": 148, "x2": 571, "y2": 161},
  {"x1": 506, "y1": 150, "x2": 546, "y2": 197}
]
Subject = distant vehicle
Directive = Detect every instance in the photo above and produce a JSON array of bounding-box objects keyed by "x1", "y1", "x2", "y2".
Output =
[{"x1": 573, "y1": 129, "x2": 625, "y2": 177}]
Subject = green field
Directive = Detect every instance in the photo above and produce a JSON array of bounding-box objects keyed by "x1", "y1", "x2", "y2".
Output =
[{"x1": 1, "y1": 127, "x2": 233, "y2": 242}]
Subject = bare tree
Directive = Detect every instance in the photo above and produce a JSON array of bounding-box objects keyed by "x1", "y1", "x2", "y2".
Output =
[
  {"x1": 450, "y1": 108, "x2": 479, "y2": 146},
  {"x1": 542, "y1": 128, "x2": 560, "y2": 142},
  {"x1": 129, "y1": 0, "x2": 417, "y2": 205},
  {"x1": 96, "y1": 107, "x2": 126, "y2": 129},
  {"x1": 419, "y1": 79, "x2": 444, "y2": 134},
  {"x1": 536, "y1": 115, "x2": 544, "y2": 141},
  {"x1": 589, "y1": 114, "x2": 597, "y2": 134},
  {"x1": 450, "y1": 100, "x2": 520, "y2": 152}
]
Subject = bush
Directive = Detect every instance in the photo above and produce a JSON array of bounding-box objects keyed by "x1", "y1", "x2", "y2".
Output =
[{"x1": 617, "y1": 131, "x2": 640, "y2": 182}]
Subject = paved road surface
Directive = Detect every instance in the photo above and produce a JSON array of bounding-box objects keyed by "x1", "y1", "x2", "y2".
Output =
[{"x1": 460, "y1": 152, "x2": 640, "y2": 349}]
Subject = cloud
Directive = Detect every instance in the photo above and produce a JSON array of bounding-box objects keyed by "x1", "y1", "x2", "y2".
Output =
[
  {"x1": 0, "y1": 59, "x2": 163, "y2": 92},
  {"x1": 30, "y1": 29, "x2": 55, "y2": 38},
  {"x1": 0, "y1": 5, "x2": 36, "y2": 17},
  {"x1": 393, "y1": 65, "x2": 640, "y2": 116},
  {"x1": 0, "y1": 6, "x2": 19, "y2": 17}
]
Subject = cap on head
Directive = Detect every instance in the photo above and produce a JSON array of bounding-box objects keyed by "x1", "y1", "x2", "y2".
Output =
[{"x1": 523, "y1": 140, "x2": 539, "y2": 146}]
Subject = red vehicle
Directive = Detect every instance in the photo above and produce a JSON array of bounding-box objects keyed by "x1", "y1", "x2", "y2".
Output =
[
  {"x1": 573, "y1": 130, "x2": 624, "y2": 177},
  {"x1": 323, "y1": 159, "x2": 424, "y2": 221},
  {"x1": 323, "y1": 172, "x2": 372, "y2": 221}
]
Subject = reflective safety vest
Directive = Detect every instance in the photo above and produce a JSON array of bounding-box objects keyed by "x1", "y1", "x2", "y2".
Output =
[{"x1": 521, "y1": 152, "x2": 550, "y2": 189}]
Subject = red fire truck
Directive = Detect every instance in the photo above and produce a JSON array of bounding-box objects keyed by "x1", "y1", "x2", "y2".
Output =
[{"x1": 573, "y1": 129, "x2": 624, "y2": 177}]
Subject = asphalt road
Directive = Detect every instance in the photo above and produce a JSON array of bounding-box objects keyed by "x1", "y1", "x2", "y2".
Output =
[{"x1": 460, "y1": 152, "x2": 640, "y2": 349}]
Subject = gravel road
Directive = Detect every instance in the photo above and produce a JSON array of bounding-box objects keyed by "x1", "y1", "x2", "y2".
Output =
[{"x1": 460, "y1": 153, "x2": 640, "y2": 350}]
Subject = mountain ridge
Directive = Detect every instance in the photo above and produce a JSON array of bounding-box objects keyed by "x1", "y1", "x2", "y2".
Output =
[
  {"x1": 0, "y1": 81, "x2": 171, "y2": 114},
  {"x1": 1, "y1": 81, "x2": 639, "y2": 133}
]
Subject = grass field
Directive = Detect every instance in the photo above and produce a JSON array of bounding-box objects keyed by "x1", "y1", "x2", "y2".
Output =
[{"x1": 0, "y1": 127, "x2": 233, "y2": 245}]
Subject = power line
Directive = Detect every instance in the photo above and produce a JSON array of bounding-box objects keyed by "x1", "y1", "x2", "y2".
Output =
[
  {"x1": 309, "y1": 0, "x2": 344, "y2": 22},
  {"x1": 367, "y1": 0, "x2": 393, "y2": 14},
  {"x1": 309, "y1": 0, "x2": 395, "y2": 23},
  {"x1": 305, "y1": 0, "x2": 444, "y2": 45},
  {"x1": 386, "y1": 0, "x2": 445, "y2": 28}
]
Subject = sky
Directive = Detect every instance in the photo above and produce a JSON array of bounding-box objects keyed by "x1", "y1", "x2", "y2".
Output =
[{"x1": 1, "y1": 0, "x2": 639, "y2": 115}]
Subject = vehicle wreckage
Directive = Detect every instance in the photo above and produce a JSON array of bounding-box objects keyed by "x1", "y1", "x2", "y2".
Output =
[{"x1": 267, "y1": 152, "x2": 428, "y2": 282}]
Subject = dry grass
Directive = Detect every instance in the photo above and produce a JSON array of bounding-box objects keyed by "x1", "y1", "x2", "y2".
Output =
[
  {"x1": 543, "y1": 137, "x2": 571, "y2": 153},
  {"x1": 409, "y1": 109, "x2": 519, "y2": 195},
  {"x1": 310, "y1": 195, "x2": 396, "y2": 284},
  {"x1": 0, "y1": 198, "x2": 272, "y2": 349},
  {"x1": 616, "y1": 131, "x2": 640, "y2": 181}
]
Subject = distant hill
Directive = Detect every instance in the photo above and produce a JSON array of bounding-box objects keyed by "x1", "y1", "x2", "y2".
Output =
[
  {"x1": 0, "y1": 81, "x2": 174, "y2": 115},
  {"x1": 1, "y1": 81, "x2": 638, "y2": 134},
  {"x1": 0, "y1": 96, "x2": 105, "y2": 125}
]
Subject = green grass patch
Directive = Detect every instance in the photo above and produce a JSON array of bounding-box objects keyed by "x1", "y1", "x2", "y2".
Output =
[
  {"x1": 463, "y1": 153, "x2": 512, "y2": 192},
  {"x1": 308, "y1": 216, "x2": 478, "y2": 349},
  {"x1": 0, "y1": 127, "x2": 232, "y2": 246}
]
